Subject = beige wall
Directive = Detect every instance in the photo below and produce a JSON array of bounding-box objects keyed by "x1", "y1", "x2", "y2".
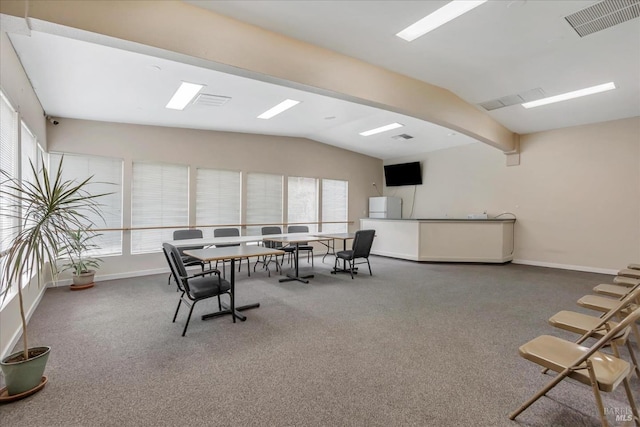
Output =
[
  {"x1": 384, "y1": 117, "x2": 640, "y2": 273},
  {"x1": 46, "y1": 118, "x2": 383, "y2": 278}
]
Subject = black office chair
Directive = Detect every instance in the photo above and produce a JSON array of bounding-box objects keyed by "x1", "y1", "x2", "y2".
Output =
[
  {"x1": 254, "y1": 226, "x2": 292, "y2": 273},
  {"x1": 214, "y1": 227, "x2": 250, "y2": 277},
  {"x1": 333, "y1": 229, "x2": 375, "y2": 279},
  {"x1": 167, "y1": 229, "x2": 206, "y2": 286},
  {"x1": 163, "y1": 243, "x2": 234, "y2": 336},
  {"x1": 287, "y1": 225, "x2": 314, "y2": 267}
]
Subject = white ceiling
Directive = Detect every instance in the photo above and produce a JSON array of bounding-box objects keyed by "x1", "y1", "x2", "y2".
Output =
[{"x1": 5, "y1": 0, "x2": 640, "y2": 160}]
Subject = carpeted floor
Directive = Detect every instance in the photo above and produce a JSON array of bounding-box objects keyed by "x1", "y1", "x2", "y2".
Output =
[{"x1": 1, "y1": 257, "x2": 637, "y2": 426}]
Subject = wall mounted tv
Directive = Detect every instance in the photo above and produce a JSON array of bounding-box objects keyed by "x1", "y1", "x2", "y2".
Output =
[{"x1": 384, "y1": 161, "x2": 423, "y2": 187}]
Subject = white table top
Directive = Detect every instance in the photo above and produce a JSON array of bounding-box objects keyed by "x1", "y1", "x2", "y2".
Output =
[
  {"x1": 313, "y1": 232, "x2": 355, "y2": 240},
  {"x1": 262, "y1": 234, "x2": 331, "y2": 244},
  {"x1": 165, "y1": 233, "x2": 290, "y2": 247},
  {"x1": 184, "y1": 245, "x2": 285, "y2": 262}
]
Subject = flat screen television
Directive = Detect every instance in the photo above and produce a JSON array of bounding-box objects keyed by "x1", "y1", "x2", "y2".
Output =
[{"x1": 384, "y1": 161, "x2": 423, "y2": 187}]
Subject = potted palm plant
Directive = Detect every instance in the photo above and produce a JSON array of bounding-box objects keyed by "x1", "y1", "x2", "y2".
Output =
[
  {"x1": 0, "y1": 157, "x2": 106, "y2": 400},
  {"x1": 60, "y1": 229, "x2": 103, "y2": 290}
]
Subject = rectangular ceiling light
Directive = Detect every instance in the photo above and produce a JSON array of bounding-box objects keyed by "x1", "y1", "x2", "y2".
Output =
[
  {"x1": 396, "y1": 0, "x2": 488, "y2": 42},
  {"x1": 521, "y1": 82, "x2": 616, "y2": 109},
  {"x1": 359, "y1": 123, "x2": 404, "y2": 136},
  {"x1": 165, "y1": 82, "x2": 204, "y2": 110},
  {"x1": 257, "y1": 99, "x2": 300, "y2": 119}
]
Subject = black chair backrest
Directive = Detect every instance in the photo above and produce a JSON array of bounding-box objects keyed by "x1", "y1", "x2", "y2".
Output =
[
  {"x1": 352, "y1": 229, "x2": 375, "y2": 258},
  {"x1": 173, "y1": 229, "x2": 204, "y2": 252},
  {"x1": 214, "y1": 227, "x2": 240, "y2": 247},
  {"x1": 174, "y1": 229, "x2": 203, "y2": 240},
  {"x1": 163, "y1": 243, "x2": 187, "y2": 292},
  {"x1": 288, "y1": 225, "x2": 308, "y2": 233},
  {"x1": 262, "y1": 226, "x2": 283, "y2": 249}
]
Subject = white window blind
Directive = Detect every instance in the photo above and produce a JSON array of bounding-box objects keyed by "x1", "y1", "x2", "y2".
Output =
[
  {"x1": 287, "y1": 176, "x2": 318, "y2": 232},
  {"x1": 0, "y1": 91, "x2": 19, "y2": 253},
  {"x1": 50, "y1": 153, "x2": 123, "y2": 255},
  {"x1": 246, "y1": 172, "x2": 283, "y2": 236},
  {"x1": 131, "y1": 162, "x2": 189, "y2": 254},
  {"x1": 322, "y1": 179, "x2": 348, "y2": 233},
  {"x1": 196, "y1": 168, "x2": 241, "y2": 238},
  {"x1": 20, "y1": 122, "x2": 37, "y2": 184}
]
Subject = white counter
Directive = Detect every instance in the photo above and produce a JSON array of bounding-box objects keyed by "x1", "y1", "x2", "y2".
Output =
[{"x1": 359, "y1": 218, "x2": 515, "y2": 263}]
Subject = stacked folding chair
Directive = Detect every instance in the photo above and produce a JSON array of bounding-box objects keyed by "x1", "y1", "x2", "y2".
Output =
[{"x1": 510, "y1": 263, "x2": 640, "y2": 427}]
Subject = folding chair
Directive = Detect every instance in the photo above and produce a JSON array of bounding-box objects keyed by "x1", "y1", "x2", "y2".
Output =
[
  {"x1": 548, "y1": 285, "x2": 640, "y2": 378},
  {"x1": 510, "y1": 307, "x2": 640, "y2": 427},
  {"x1": 577, "y1": 282, "x2": 640, "y2": 344},
  {"x1": 619, "y1": 268, "x2": 640, "y2": 279}
]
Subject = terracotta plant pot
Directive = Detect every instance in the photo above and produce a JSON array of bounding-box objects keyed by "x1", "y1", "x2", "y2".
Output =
[{"x1": 70, "y1": 270, "x2": 95, "y2": 290}]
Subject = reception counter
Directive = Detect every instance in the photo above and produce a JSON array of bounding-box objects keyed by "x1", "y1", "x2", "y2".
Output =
[{"x1": 359, "y1": 218, "x2": 515, "y2": 263}]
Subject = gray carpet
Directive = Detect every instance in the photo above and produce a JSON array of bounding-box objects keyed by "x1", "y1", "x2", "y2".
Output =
[{"x1": 1, "y1": 257, "x2": 638, "y2": 426}]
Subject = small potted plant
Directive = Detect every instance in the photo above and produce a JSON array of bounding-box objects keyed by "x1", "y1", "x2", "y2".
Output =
[{"x1": 60, "y1": 229, "x2": 103, "y2": 290}]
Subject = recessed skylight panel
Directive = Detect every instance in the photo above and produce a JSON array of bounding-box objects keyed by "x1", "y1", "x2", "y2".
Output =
[
  {"x1": 359, "y1": 123, "x2": 404, "y2": 136},
  {"x1": 521, "y1": 82, "x2": 616, "y2": 108},
  {"x1": 396, "y1": 0, "x2": 488, "y2": 42},
  {"x1": 165, "y1": 82, "x2": 204, "y2": 110},
  {"x1": 257, "y1": 99, "x2": 300, "y2": 119}
]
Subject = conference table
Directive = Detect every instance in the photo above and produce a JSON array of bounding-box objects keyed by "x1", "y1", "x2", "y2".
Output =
[
  {"x1": 183, "y1": 245, "x2": 285, "y2": 322},
  {"x1": 263, "y1": 235, "x2": 331, "y2": 284}
]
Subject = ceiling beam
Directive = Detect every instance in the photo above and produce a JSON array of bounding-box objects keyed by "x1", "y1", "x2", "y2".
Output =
[{"x1": 0, "y1": 0, "x2": 518, "y2": 152}]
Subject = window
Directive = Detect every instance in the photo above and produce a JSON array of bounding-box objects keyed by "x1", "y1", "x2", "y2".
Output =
[
  {"x1": 196, "y1": 168, "x2": 241, "y2": 238},
  {"x1": 20, "y1": 121, "x2": 37, "y2": 184},
  {"x1": 0, "y1": 91, "x2": 18, "y2": 253},
  {"x1": 246, "y1": 172, "x2": 283, "y2": 235},
  {"x1": 322, "y1": 179, "x2": 348, "y2": 233},
  {"x1": 287, "y1": 176, "x2": 318, "y2": 232},
  {"x1": 131, "y1": 162, "x2": 188, "y2": 254},
  {"x1": 50, "y1": 153, "x2": 123, "y2": 255}
]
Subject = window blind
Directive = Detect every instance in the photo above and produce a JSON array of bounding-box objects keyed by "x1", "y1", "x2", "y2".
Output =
[
  {"x1": 246, "y1": 172, "x2": 283, "y2": 235},
  {"x1": 196, "y1": 168, "x2": 241, "y2": 238},
  {"x1": 287, "y1": 176, "x2": 318, "y2": 232},
  {"x1": 322, "y1": 179, "x2": 348, "y2": 233},
  {"x1": 131, "y1": 162, "x2": 188, "y2": 253},
  {"x1": 20, "y1": 122, "x2": 37, "y2": 184},
  {"x1": 50, "y1": 153, "x2": 123, "y2": 255},
  {"x1": 0, "y1": 91, "x2": 19, "y2": 252}
]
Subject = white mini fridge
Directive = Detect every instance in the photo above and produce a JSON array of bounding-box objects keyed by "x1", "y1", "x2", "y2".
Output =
[{"x1": 369, "y1": 197, "x2": 402, "y2": 219}]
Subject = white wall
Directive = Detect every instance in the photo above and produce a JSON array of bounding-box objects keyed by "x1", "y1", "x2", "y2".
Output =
[{"x1": 384, "y1": 117, "x2": 640, "y2": 273}]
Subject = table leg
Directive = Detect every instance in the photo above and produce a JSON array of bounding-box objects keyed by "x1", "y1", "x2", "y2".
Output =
[
  {"x1": 279, "y1": 242, "x2": 314, "y2": 284},
  {"x1": 202, "y1": 258, "x2": 260, "y2": 322}
]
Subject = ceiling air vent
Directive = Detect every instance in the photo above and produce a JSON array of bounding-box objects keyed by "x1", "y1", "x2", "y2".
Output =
[
  {"x1": 193, "y1": 93, "x2": 231, "y2": 107},
  {"x1": 478, "y1": 88, "x2": 546, "y2": 111},
  {"x1": 392, "y1": 134, "x2": 414, "y2": 140},
  {"x1": 565, "y1": 0, "x2": 640, "y2": 38}
]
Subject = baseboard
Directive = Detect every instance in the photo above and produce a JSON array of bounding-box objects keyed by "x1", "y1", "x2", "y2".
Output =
[
  {"x1": 47, "y1": 267, "x2": 169, "y2": 288},
  {"x1": 512, "y1": 259, "x2": 618, "y2": 275},
  {"x1": 1, "y1": 285, "x2": 48, "y2": 360}
]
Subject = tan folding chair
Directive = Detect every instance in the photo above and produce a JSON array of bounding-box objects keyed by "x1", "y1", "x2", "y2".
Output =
[
  {"x1": 577, "y1": 286, "x2": 640, "y2": 344},
  {"x1": 619, "y1": 268, "x2": 640, "y2": 279},
  {"x1": 615, "y1": 276, "x2": 640, "y2": 287},
  {"x1": 510, "y1": 307, "x2": 640, "y2": 427},
  {"x1": 549, "y1": 285, "x2": 640, "y2": 378}
]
